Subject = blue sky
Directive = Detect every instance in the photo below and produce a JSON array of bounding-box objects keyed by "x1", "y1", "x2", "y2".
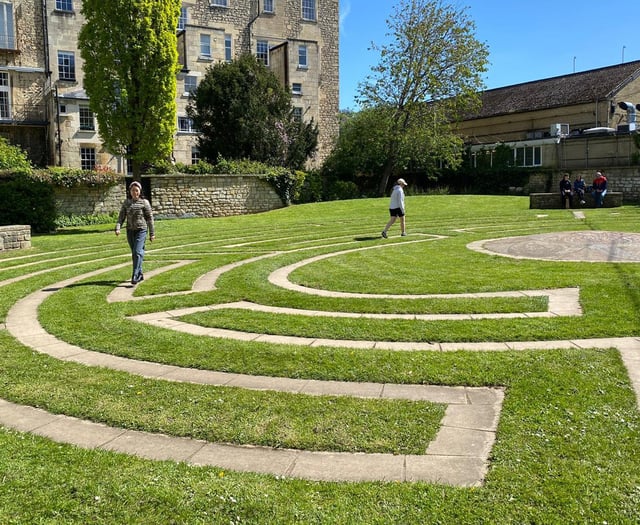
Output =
[{"x1": 339, "y1": 0, "x2": 639, "y2": 110}]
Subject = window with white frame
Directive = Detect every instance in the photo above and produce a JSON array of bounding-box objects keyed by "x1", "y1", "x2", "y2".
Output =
[
  {"x1": 515, "y1": 146, "x2": 541, "y2": 167},
  {"x1": 210, "y1": 0, "x2": 228, "y2": 6},
  {"x1": 58, "y1": 51, "x2": 76, "y2": 81},
  {"x1": 264, "y1": 0, "x2": 274, "y2": 13},
  {"x1": 79, "y1": 105, "x2": 95, "y2": 131},
  {"x1": 256, "y1": 40, "x2": 269, "y2": 65},
  {"x1": 191, "y1": 147, "x2": 201, "y2": 164},
  {"x1": 178, "y1": 116, "x2": 195, "y2": 133},
  {"x1": 301, "y1": 0, "x2": 316, "y2": 21},
  {"x1": 292, "y1": 107, "x2": 302, "y2": 122},
  {"x1": 224, "y1": 34, "x2": 232, "y2": 61},
  {"x1": 55, "y1": 0, "x2": 73, "y2": 11},
  {"x1": 199, "y1": 34, "x2": 211, "y2": 58},
  {"x1": 0, "y1": 72, "x2": 10, "y2": 119},
  {"x1": 0, "y1": 1, "x2": 15, "y2": 49},
  {"x1": 184, "y1": 75, "x2": 197, "y2": 95},
  {"x1": 291, "y1": 83, "x2": 302, "y2": 95},
  {"x1": 80, "y1": 147, "x2": 96, "y2": 170},
  {"x1": 177, "y1": 6, "x2": 187, "y2": 30},
  {"x1": 298, "y1": 44, "x2": 307, "y2": 68}
]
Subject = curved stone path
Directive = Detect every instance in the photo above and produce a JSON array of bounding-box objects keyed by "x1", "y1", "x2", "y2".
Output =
[{"x1": 2, "y1": 231, "x2": 640, "y2": 487}]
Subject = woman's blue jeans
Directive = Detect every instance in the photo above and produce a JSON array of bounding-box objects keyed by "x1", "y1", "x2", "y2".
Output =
[{"x1": 126, "y1": 228, "x2": 147, "y2": 281}]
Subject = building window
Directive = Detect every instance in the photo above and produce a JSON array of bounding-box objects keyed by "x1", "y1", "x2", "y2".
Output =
[
  {"x1": 292, "y1": 107, "x2": 302, "y2": 122},
  {"x1": 178, "y1": 116, "x2": 195, "y2": 133},
  {"x1": 515, "y1": 146, "x2": 541, "y2": 167},
  {"x1": 256, "y1": 40, "x2": 269, "y2": 65},
  {"x1": 80, "y1": 147, "x2": 96, "y2": 170},
  {"x1": 298, "y1": 45, "x2": 307, "y2": 68},
  {"x1": 224, "y1": 34, "x2": 232, "y2": 62},
  {"x1": 199, "y1": 34, "x2": 211, "y2": 58},
  {"x1": 191, "y1": 147, "x2": 201, "y2": 164},
  {"x1": 177, "y1": 6, "x2": 187, "y2": 30},
  {"x1": 264, "y1": 0, "x2": 274, "y2": 13},
  {"x1": 301, "y1": 0, "x2": 316, "y2": 21},
  {"x1": 291, "y1": 83, "x2": 302, "y2": 95},
  {"x1": 58, "y1": 51, "x2": 76, "y2": 81},
  {"x1": 210, "y1": 0, "x2": 228, "y2": 6},
  {"x1": 79, "y1": 105, "x2": 95, "y2": 131},
  {"x1": 55, "y1": 0, "x2": 73, "y2": 11},
  {"x1": 0, "y1": 72, "x2": 10, "y2": 119},
  {"x1": 184, "y1": 76, "x2": 197, "y2": 96},
  {"x1": 0, "y1": 1, "x2": 15, "y2": 50}
]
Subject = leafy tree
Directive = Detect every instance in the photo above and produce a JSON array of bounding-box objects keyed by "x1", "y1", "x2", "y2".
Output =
[
  {"x1": 357, "y1": 0, "x2": 489, "y2": 194},
  {"x1": 78, "y1": 0, "x2": 181, "y2": 179},
  {"x1": 188, "y1": 54, "x2": 317, "y2": 169}
]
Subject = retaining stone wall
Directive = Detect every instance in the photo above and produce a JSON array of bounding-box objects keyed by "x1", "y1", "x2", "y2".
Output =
[
  {"x1": 54, "y1": 174, "x2": 284, "y2": 219},
  {"x1": 0, "y1": 225, "x2": 31, "y2": 252}
]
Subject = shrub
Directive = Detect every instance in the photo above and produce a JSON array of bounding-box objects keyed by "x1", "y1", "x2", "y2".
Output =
[
  {"x1": 0, "y1": 173, "x2": 56, "y2": 233},
  {"x1": 0, "y1": 138, "x2": 31, "y2": 172},
  {"x1": 30, "y1": 167, "x2": 121, "y2": 188}
]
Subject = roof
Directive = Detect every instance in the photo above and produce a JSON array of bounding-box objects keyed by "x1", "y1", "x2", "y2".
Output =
[{"x1": 469, "y1": 60, "x2": 640, "y2": 119}]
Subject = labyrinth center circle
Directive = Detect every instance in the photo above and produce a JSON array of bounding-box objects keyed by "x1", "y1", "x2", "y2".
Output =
[{"x1": 468, "y1": 231, "x2": 640, "y2": 263}]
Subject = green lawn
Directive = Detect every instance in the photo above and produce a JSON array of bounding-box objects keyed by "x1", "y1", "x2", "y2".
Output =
[{"x1": 1, "y1": 195, "x2": 639, "y2": 523}]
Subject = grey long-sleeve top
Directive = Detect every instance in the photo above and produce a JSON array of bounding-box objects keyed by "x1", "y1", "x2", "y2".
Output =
[{"x1": 116, "y1": 198, "x2": 154, "y2": 236}]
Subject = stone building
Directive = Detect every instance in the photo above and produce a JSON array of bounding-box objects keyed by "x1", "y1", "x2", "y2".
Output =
[
  {"x1": 457, "y1": 60, "x2": 640, "y2": 170},
  {"x1": 0, "y1": 0, "x2": 339, "y2": 171}
]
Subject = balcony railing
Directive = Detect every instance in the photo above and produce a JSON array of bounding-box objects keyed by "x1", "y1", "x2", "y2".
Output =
[{"x1": 0, "y1": 102, "x2": 47, "y2": 124}]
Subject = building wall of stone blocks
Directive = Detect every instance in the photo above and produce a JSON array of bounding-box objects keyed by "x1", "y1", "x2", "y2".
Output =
[{"x1": 0, "y1": 225, "x2": 31, "y2": 251}]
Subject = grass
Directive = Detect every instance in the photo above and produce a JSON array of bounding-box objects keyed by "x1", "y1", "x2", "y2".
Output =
[{"x1": 1, "y1": 194, "x2": 640, "y2": 523}]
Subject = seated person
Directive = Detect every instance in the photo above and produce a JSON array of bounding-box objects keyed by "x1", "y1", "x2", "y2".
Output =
[
  {"x1": 559, "y1": 174, "x2": 573, "y2": 208},
  {"x1": 591, "y1": 171, "x2": 608, "y2": 207}
]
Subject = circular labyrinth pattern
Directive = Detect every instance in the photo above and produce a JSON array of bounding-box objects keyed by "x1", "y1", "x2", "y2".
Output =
[
  {"x1": 468, "y1": 231, "x2": 640, "y2": 262},
  {"x1": 2, "y1": 231, "x2": 640, "y2": 488}
]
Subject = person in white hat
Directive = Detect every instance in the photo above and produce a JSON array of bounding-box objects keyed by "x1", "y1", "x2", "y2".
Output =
[
  {"x1": 115, "y1": 181, "x2": 155, "y2": 285},
  {"x1": 381, "y1": 178, "x2": 407, "y2": 238}
]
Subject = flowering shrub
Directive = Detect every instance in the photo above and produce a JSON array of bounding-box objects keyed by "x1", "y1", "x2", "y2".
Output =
[{"x1": 30, "y1": 167, "x2": 121, "y2": 188}]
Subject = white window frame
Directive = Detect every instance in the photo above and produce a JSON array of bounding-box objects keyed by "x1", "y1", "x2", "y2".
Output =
[
  {"x1": 191, "y1": 147, "x2": 201, "y2": 165},
  {"x1": 301, "y1": 0, "x2": 316, "y2": 21},
  {"x1": 58, "y1": 51, "x2": 76, "y2": 81},
  {"x1": 55, "y1": 0, "x2": 73, "y2": 12},
  {"x1": 178, "y1": 116, "x2": 195, "y2": 133},
  {"x1": 79, "y1": 104, "x2": 95, "y2": 131},
  {"x1": 224, "y1": 34, "x2": 232, "y2": 62},
  {"x1": 0, "y1": 1, "x2": 15, "y2": 50},
  {"x1": 263, "y1": 0, "x2": 274, "y2": 13},
  {"x1": 184, "y1": 75, "x2": 197, "y2": 96},
  {"x1": 291, "y1": 83, "x2": 302, "y2": 95},
  {"x1": 256, "y1": 40, "x2": 269, "y2": 65},
  {"x1": 292, "y1": 107, "x2": 303, "y2": 122},
  {"x1": 199, "y1": 34, "x2": 211, "y2": 59},
  {"x1": 514, "y1": 146, "x2": 542, "y2": 167},
  {"x1": 210, "y1": 0, "x2": 228, "y2": 6},
  {"x1": 0, "y1": 71, "x2": 10, "y2": 119},
  {"x1": 298, "y1": 44, "x2": 308, "y2": 69},
  {"x1": 177, "y1": 6, "x2": 187, "y2": 30},
  {"x1": 80, "y1": 147, "x2": 96, "y2": 170}
]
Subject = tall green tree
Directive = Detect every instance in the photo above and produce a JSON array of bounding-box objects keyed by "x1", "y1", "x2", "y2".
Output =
[
  {"x1": 188, "y1": 53, "x2": 317, "y2": 169},
  {"x1": 78, "y1": 0, "x2": 181, "y2": 179},
  {"x1": 357, "y1": 0, "x2": 489, "y2": 194}
]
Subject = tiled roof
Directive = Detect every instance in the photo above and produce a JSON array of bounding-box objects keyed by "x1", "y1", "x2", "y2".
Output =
[{"x1": 469, "y1": 60, "x2": 640, "y2": 119}]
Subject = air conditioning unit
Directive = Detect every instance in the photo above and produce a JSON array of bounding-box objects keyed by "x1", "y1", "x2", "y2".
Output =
[{"x1": 550, "y1": 123, "x2": 569, "y2": 137}]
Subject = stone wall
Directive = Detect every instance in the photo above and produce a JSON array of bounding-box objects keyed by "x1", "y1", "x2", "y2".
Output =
[
  {"x1": 54, "y1": 174, "x2": 284, "y2": 219},
  {"x1": 0, "y1": 225, "x2": 31, "y2": 252}
]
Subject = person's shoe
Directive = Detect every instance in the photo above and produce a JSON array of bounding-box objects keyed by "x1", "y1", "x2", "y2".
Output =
[
  {"x1": 381, "y1": 230, "x2": 387, "y2": 238},
  {"x1": 401, "y1": 232, "x2": 407, "y2": 236}
]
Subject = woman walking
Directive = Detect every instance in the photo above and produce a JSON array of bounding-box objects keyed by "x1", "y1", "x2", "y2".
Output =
[{"x1": 115, "y1": 181, "x2": 155, "y2": 285}]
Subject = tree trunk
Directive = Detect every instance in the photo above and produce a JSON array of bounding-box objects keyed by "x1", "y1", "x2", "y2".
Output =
[{"x1": 378, "y1": 161, "x2": 394, "y2": 196}]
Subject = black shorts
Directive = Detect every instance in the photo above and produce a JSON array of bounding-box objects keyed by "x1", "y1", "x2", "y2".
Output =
[{"x1": 389, "y1": 208, "x2": 405, "y2": 217}]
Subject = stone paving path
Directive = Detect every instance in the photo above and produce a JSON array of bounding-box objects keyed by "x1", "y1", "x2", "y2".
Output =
[{"x1": 2, "y1": 231, "x2": 640, "y2": 486}]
